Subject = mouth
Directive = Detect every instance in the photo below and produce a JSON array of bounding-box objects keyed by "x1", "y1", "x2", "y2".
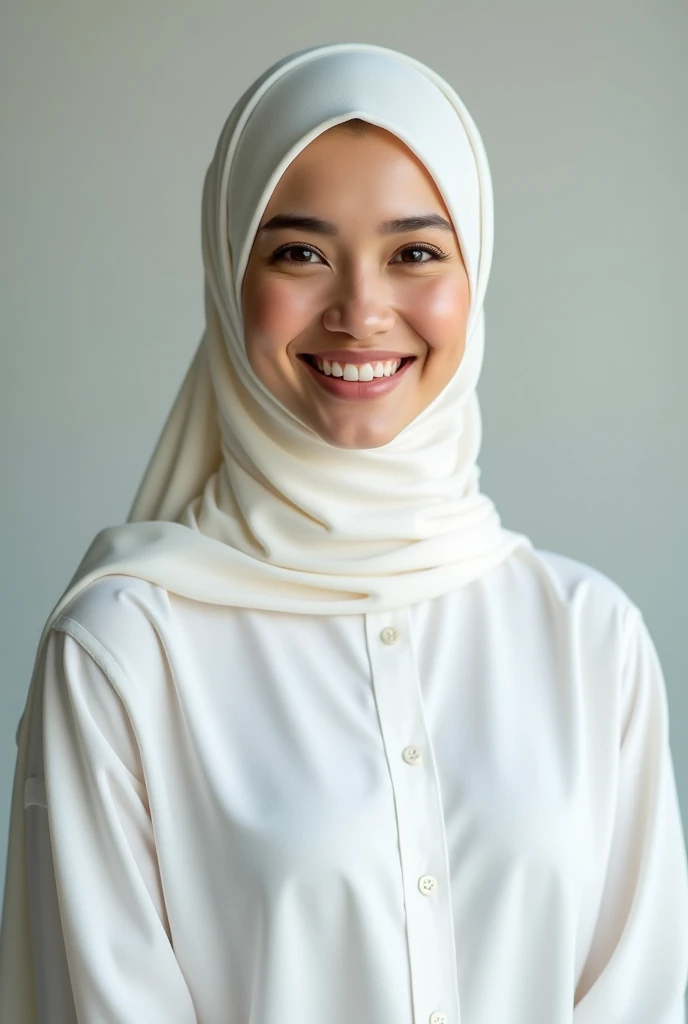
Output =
[
  {"x1": 299, "y1": 354, "x2": 415, "y2": 382},
  {"x1": 297, "y1": 352, "x2": 416, "y2": 401}
]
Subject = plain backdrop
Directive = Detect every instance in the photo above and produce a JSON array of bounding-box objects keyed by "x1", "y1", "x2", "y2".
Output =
[{"x1": 1, "y1": 0, "x2": 686, "y2": 948}]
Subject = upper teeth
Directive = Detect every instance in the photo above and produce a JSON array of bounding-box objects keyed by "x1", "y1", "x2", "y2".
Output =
[{"x1": 314, "y1": 358, "x2": 402, "y2": 380}]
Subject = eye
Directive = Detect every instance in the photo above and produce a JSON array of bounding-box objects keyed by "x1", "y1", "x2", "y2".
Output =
[
  {"x1": 269, "y1": 244, "x2": 325, "y2": 265},
  {"x1": 391, "y1": 244, "x2": 450, "y2": 264}
]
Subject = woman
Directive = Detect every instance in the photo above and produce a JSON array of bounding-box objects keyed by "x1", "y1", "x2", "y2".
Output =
[{"x1": 1, "y1": 41, "x2": 686, "y2": 1024}]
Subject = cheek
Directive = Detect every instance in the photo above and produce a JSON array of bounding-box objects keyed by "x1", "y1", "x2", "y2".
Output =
[
  {"x1": 400, "y1": 273, "x2": 470, "y2": 356},
  {"x1": 243, "y1": 276, "x2": 316, "y2": 360}
]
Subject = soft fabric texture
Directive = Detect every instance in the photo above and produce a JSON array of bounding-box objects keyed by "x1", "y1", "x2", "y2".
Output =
[
  {"x1": 20, "y1": 553, "x2": 688, "y2": 1022},
  {"x1": 0, "y1": 40, "x2": 532, "y2": 1019}
]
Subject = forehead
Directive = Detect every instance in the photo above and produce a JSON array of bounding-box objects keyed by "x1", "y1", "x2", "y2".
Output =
[{"x1": 261, "y1": 123, "x2": 451, "y2": 220}]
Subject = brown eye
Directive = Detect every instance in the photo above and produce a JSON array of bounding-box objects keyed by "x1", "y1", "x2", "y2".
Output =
[
  {"x1": 391, "y1": 244, "x2": 449, "y2": 264},
  {"x1": 269, "y1": 245, "x2": 324, "y2": 265}
]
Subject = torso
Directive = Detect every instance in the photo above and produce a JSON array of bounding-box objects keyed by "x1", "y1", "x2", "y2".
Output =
[{"x1": 39, "y1": 545, "x2": 639, "y2": 1022}]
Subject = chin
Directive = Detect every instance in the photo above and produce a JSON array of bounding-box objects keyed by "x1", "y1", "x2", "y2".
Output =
[{"x1": 312, "y1": 418, "x2": 403, "y2": 450}]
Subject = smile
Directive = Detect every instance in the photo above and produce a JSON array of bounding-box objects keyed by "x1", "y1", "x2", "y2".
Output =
[{"x1": 299, "y1": 353, "x2": 416, "y2": 401}]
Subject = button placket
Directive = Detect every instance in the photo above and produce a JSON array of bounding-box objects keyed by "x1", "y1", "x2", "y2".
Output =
[{"x1": 364, "y1": 610, "x2": 461, "y2": 1024}]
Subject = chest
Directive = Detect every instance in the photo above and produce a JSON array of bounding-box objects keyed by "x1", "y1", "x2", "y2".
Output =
[{"x1": 130, "y1": 591, "x2": 615, "y2": 901}]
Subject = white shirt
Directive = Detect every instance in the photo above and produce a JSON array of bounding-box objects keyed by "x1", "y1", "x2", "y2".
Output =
[{"x1": 22, "y1": 544, "x2": 688, "y2": 1023}]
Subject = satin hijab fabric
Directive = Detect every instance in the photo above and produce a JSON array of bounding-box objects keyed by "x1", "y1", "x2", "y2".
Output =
[{"x1": 0, "y1": 41, "x2": 530, "y2": 1019}]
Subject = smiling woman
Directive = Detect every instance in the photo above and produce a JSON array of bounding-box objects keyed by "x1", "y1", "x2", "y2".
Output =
[
  {"x1": 1, "y1": 41, "x2": 687, "y2": 1024},
  {"x1": 242, "y1": 121, "x2": 470, "y2": 448}
]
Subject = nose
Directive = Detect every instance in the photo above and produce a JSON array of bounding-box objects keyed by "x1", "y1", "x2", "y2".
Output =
[{"x1": 321, "y1": 271, "x2": 396, "y2": 340}]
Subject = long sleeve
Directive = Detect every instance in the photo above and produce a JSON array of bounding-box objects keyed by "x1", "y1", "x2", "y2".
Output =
[
  {"x1": 29, "y1": 620, "x2": 198, "y2": 1024},
  {"x1": 24, "y1": 776, "x2": 77, "y2": 1023},
  {"x1": 573, "y1": 608, "x2": 688, "y2": 1022}
]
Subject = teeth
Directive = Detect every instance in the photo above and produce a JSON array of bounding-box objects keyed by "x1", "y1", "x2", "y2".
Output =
[{"x1": 311, "y1": 358, "x2": 402, "y2": 380}]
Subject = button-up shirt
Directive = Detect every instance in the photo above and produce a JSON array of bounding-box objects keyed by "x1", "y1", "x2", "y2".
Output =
[{"x1": 21, "y1": 545, "x2": 688, "y2": 1022}]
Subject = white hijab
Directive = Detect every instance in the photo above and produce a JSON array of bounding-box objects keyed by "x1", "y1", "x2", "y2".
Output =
[{"x1": 0, "y1": 41, "x2": 531, "y2": 1017}]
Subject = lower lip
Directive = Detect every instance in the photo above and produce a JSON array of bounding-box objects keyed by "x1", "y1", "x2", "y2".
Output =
[{"x1": 301, "y1": 357, "x2": 415, "y2": 401}]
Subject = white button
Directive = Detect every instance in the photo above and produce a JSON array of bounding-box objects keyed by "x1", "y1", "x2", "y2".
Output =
[
  {"x1": 402, "y1": 746, "x2": 422, "y2": 765},
  {"x1": 429, "y1": 1013, "x2": 447, "y2": 1024},
  {"x1": 418, "y1": 874, "x2": 438, "y2": 895},
  {"x1": 380, "y1": 626, "x2": 399, "y2": 645}
]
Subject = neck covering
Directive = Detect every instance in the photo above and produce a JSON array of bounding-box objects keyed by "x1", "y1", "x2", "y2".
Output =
[{"x1": 0, "y1": 41, "x2": 531, "y2": 1018}]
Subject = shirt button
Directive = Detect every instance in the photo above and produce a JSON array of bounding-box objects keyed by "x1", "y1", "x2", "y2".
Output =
[
  {"x1": 402, "y1": 746, "x2": 422, "y2": 765},
  {"x1": 429, "y1": 1013, "x2": 447, "y2": 1024},
  {"x1": 380, "y1": 626, "x2": 400, "y2": 645},
  {"x1": 418, "y1": 874, "x2": 438, "y2": 895}
]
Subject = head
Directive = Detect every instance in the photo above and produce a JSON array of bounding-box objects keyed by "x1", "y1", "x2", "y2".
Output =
[{"x1": 240, "y1": 119, "x2": 470, "y2": 450}]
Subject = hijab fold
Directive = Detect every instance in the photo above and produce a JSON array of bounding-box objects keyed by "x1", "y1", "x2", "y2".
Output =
[{"x1": 0, "y1": 42, "x2": 531, "y2": 1019}]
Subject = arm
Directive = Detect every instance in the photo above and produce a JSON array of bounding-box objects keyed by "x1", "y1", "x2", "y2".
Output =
[
  {"x1": 574, "y1": 608, "x2": 688, "y2": 1022},
  {"x1": 29, "y1": 622, "x2": 198, "y2": 1023},
  {"x1": 25, "y1": 775, "x2": 77, "y2": 1023}
]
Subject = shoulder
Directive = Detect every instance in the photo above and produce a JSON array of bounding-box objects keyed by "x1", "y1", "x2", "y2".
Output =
[
  {"x1": 501, "y1": 544, "x2": 643, "y2": 652},
  {"x1": 509, "y1": 543, "x2": 638, "y2": 610},
  {"x1": 525, "y1": 546, "x2": 638, "y2": 609},
  {"x1": 49, "y1": 574, "x2": 176, "y2": 682}
]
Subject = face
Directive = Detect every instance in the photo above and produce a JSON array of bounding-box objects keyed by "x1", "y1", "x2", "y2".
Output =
[{"x1": 241, "y1": 122, "x2": 470, "y2": 449}]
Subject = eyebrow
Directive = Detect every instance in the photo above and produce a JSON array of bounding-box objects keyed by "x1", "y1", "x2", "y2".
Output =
[{"x1": 258, "y1": 212, "x2": 454, "y2": 236}]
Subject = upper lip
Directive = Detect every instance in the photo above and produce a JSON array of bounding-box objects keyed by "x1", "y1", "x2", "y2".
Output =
[{"x1": 300, "y1": 349, "x2": 414, "y2": 365}]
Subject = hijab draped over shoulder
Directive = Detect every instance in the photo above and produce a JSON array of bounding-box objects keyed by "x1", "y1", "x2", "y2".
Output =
[{"x1": 0, "y1": 41, "x2": 531, "y2": 1019}]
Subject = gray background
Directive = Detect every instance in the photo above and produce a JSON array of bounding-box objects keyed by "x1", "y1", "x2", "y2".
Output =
[{"x1": 1, "y1": 0, "x2": 686, "y2": 957}]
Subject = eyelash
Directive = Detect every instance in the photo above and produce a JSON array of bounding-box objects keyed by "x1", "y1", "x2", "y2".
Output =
[{"x1": 267, "y1": 242, "x2": 451, "y2": 267}]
